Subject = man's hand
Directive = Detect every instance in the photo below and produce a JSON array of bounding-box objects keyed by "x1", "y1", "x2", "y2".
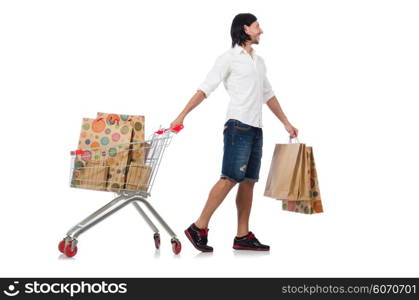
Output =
[
  {"x1": 284, "y1": 122, "x2": 298, "y2": 138},
  {"x1": 170, "y1": 116, "x2": 184, "y2": 132}
]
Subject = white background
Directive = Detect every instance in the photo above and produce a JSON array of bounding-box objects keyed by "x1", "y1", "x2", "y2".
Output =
[{"x1": 1, "y1": 0, "x2": 418, "y2": 277}]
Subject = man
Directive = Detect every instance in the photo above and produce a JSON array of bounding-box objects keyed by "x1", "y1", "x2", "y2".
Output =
[{"x1": 170, "y1": 13, "x2": 298, "y2": 252}]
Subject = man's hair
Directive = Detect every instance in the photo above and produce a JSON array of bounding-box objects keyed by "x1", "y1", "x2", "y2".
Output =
[{"x1": 230, "y1": 13, "x2": 257, "y2": 48}]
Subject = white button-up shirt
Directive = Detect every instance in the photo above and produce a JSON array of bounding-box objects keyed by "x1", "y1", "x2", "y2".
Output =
[{"x1": 198, "y1": 44, "x2": 275, "y2": 128}]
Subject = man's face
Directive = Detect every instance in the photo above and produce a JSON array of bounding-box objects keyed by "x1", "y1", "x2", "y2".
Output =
[{"x1": 244, "y1": 21, "x2": 263, "y2": 44}]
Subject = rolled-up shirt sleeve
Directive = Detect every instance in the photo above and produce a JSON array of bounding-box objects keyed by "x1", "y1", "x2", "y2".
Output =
[
  {"x1": 198, "y1": 54, "x2": 231, "y2": 98},
  {"x1": 261, "y1": 58, "x2": 275, "y2": 104},
  {"x1": 263, "y1": 74, "x2": 275, "y2": 104}
]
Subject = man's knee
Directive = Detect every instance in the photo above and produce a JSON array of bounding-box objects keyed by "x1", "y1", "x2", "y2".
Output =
[
  {"x1": 220, "y1": 177, "x2": 237, "y2": 187},
  {"x1": 240, "y1": 180, "x2": 255, "y2": 188}
]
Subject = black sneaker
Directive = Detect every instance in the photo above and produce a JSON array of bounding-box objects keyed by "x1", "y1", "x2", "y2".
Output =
[
  {"x1": 233, "y1": 232, "x2": 270, "y2": 251},
  {"x1": 184, "y1": 223, "x2": 214, "y2": 252}
]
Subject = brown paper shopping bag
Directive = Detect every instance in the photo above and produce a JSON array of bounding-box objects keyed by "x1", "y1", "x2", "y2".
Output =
[
  {"x1": 96, "y1": 112, "x2": 147, "y2": 192},
  {"x1": 74, "y1": 117, "x2": 133, "y2": 192},
  {"x1": 96, "y1": 112, "x2": 146, "y2": 164},
  {"x1": 71, "y1": 160, "x2": 109, "y2": 191},
  {"x1": 282, "y1": 146, "x2": 324, "y2": 214},
  {"x1": 296, "y1": 143, "x2": 311, "y2": 200},
  {"x1": 125, "y1": 165, "x2": 152, "y2": 192},
  {"x1": 264, "y1": 139, "x2": 306, "y2": 200}
]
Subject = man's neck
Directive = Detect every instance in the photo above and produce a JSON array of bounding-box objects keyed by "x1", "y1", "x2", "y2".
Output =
[{"x1": 242, "y1": 42, "x2": 254, "y2": 56}]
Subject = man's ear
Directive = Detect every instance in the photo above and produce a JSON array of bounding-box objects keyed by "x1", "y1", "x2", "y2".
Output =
[{"x1": 243, "y1": 24, "x2": 250, "y2": 34}]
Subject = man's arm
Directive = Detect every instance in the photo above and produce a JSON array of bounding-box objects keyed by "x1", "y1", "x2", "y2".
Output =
[
  {"x1": 266, "y1": 96, "x2": 299, "y2": 137},
  {"x1": 198, "y1": 54, "x2": 231, "y2": 99},
  {"x1": 170, "y1": 90, "x2": 206, "y2": 129},
  {"x1": 170, "y1": 53, "x2": 230, "y2": 129},
  {"x1": 175, "y1": 90, "x2": 206, "y2": 121},
  {"x1": 266, "y1": 96, "x2": 290, "y2": 125}
]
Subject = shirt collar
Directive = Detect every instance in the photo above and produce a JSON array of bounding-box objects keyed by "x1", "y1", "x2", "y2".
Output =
[{"x1": 233, "y1": 44, "x2": 256, "y2": 56}]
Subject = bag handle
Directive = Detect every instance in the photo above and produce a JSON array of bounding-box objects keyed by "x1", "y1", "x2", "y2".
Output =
[{"x1": 289, "y1": 136, "x2": 300, "y2": 144}]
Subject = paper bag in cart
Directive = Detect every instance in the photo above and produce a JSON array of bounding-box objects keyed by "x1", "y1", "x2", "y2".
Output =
[
  {"x1": 96, "y1": 112, "x2": 150, "y2": 192},
  {"x1": 72, "y1": 117, "x2": 133, "y2": 192},
  {"x1": 71, "y1": 160, "x2": 109, "y2": 191}
]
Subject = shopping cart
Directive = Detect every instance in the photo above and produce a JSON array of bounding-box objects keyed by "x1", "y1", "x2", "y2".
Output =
[{"x1": 58, "y1": 124, "x2": 184, "y2": 257}]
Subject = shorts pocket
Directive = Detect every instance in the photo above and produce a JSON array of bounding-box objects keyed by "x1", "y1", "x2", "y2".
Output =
[
  {"x1": 223, "y1": 119, "x2": 235, "y2": 134},
  {"x1": 233, "y1": 120, "x2": 252, "y2": 131},
  {"x1": 223, "y1": 125, "x2": 228, "y2": 134}
]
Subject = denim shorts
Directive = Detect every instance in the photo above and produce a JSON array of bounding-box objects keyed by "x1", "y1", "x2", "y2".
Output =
[{"x1": 220, "y1": 119, "x2": 263, "y2": 183}]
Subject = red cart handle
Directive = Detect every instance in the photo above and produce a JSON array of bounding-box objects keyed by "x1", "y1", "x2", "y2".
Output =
[
  {"x1": 155, "y1": 124, "x2": 184, "y2": 135},
  {"x1": 70, "y1": 149, "x2": 86, "y2": 155}
]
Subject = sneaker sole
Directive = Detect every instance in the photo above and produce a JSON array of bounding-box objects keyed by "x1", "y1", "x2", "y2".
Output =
[
  {"x1": 184, "y1": 230, "x2": 213, "y2": 253},
  {"x1": 233, "y1": 245, "x2": 270, "y2": 251}
]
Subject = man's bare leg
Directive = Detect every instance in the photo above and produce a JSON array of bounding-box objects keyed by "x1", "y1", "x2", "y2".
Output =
[
  {"x1": 194, "y1": 178, "x2": 236, "y2": 229},
  {"x1": 232, "y1": 180, "x2": 269, "y2": 251},
  {"x1": 235, "y1": 180, "x2": 255, "y2": 237}
]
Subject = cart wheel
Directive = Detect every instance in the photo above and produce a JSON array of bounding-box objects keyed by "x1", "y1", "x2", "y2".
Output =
[
  {"x1": 58, "y1": 239, "x2": 66, "y2": 253},
  {"x1": 153, "y1": 233, "x2": 161, "y2": 249},
  {"x1": 64, "y1": 243, "x2": 78, "y2": 258},
  {"x1": 171, "y1": 238, "x2": 181, "y2": 255}
]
